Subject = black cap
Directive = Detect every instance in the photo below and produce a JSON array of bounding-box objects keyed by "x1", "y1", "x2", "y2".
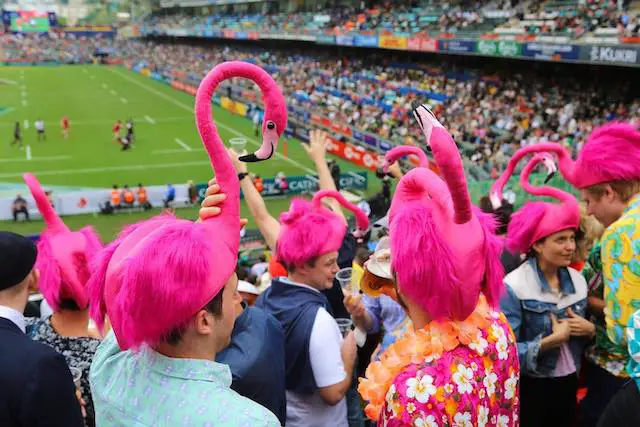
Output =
[{"x1": 0, "y1": 231, "x2": 37, "y2": 291}]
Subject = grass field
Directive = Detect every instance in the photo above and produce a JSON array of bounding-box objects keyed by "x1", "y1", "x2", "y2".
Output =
[{"x1": 0, "y1": 65, "x2": 381, "y2": 240}]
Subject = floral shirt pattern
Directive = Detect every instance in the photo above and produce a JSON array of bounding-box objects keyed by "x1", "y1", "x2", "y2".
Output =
[
  {"x1": 380, "y1": 311, "x2": 520, "y2": 427},
  {"x1": 599, "y1": 194, "x2": 640, "y2": 376}
]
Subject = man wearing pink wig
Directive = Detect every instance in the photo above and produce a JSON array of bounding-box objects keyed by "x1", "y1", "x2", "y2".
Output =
[
  {"x1": 358, "y1": 104, "x2": 518, "y2": 426},
  {"x1": 255, "y1": 190, "x2": 371, "y2": 427}
]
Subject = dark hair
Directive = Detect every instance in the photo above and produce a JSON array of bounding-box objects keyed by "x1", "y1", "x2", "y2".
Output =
[
  {"x1": 59, "y1": 299, "x2": 80, "y2": 311},
  {"x1": 164, "y1": 289, "x2": 224, "y2": 346}
]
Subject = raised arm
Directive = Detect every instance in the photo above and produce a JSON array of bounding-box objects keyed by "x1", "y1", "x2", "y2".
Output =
[{"x1": 304, "y1": 130, "x2": 346, "y2": 224}]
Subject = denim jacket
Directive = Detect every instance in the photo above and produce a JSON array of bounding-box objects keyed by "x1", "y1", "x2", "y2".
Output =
[{"x1": 501, "y1": 258, "x2": 590, "y2": 377}]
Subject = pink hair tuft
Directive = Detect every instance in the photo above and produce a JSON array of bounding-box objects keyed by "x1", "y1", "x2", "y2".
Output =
[
  {"x1": 472, "y1": 207, "x2": 505, "y2": 307},
  {"x1": 506, "y1": 202, "x2": 548, "y2": 254}
]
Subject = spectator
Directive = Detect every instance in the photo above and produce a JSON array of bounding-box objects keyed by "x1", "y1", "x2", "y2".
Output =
[
  {"x1": 0, "y1": 231, "x2": 85, "y2": 427},
  {"x1": 250, "y1": 255, "x2": 269, "y2": 278},
  {"x1": 136, "y1": 183, "x2": 151, "y2": 209},
  {"x1": 87, "y1": 181, "x2": 280, "y2": 426},
  {"x1": 163, "y1": 183, "x2": 176, "y2": 208},
  {"x1": 187, "y1": 180, "x2": 197, "y2": 204},
  {"x1": 216, "y1": 288, "x2": 287, "y2": 425},
  {"x1": 238, "y1": 280, "x2": 260, "y2": 306},
  {"x1": 12, "y1": 194, "x2": 29, "y2": 222}
]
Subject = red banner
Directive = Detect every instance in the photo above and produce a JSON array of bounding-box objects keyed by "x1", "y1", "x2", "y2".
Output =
[
  {"x1": 223, "y1": 30, "x2": 235, "y2": 38},
  {"x1": 310, "y1": 114, "x2": 353, "y2": 138},
  {"x1": 171, "y1": 80, "x2": 197, "y2": 96},
  {"x1": 247, "y1": 31, "x2": 260, "y2": 40},
  {"x1": 407, "y1": 37, "x2": 438, "y2": 52},
  {"x1": 326, "y1": 137, "x2": 381, "y2": 171}
]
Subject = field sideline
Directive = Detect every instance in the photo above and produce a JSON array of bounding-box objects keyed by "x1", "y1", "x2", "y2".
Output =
[{"x1": 0, "y1": 65, "x2": 381, "y2": 240}]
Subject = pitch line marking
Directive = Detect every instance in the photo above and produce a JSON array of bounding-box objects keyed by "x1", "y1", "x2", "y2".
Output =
[
  {"x1": 120, "y1": 98, "x2": 128, "y2": 104},
  {"x1": 0, "y1": 155, "x2": 72, "y2": 164},
  {"x1": 25, "y1": 146, "x2": 32, "y2": 161},
  {"x1": 175, "y1": 138, "x2": 192, "y2": 151},
  {"x1": 144, "y1": 115, "x2": 156, "y2": 124},
  {"x1": 0, "y1": 160, "x2": 213, "y2": 179},
  {"x1": 109, "y1": 68, "x2": 315, "y2": 174}
]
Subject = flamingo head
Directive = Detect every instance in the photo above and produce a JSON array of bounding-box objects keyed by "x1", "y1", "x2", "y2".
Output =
[{"x1": 239, "y1": 90, "x2": 288, "y2": 163}]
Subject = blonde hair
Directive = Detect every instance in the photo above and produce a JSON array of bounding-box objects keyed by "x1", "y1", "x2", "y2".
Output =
[
  {"x1": 585, "y1": 179, "x2": 640, "y2": 203},
  {"x1": 573, "y1": 204, "x2": 605, "y2": 263}
]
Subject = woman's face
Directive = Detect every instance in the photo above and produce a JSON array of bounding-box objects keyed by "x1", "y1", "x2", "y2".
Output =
[{"x1": 533, "y1": 229, "x2": 577, "y2": 268}]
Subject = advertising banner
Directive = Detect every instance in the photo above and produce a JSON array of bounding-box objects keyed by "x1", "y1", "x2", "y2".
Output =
[
  {"x1": 170, "y1": 80, "x2": 197, "y2": 96},
  {"x1": 378, "y1": 35, "x2": 408, "y2": 50},
  {"x1": 476, "y1": 40, "x2": 522, "y2": 57},
  {"x1": 438, "y1": 39, "x2": 476, "y2": 54},
  {"x1": 222, "y1": 29, "x2": 235, "y2": 38},
  {"x1": 336, "y1": 35, "x2": 355, "y2": 46},
  {"x1": 235, "y1": 31, "x2": 248, "y2": 39},
  {"x1": 317, "y1": 35, "x2": 336, "y2": 44},
  {"x1": 247, "y1": 31, "x2": 260, "y2": 40},
  {"x1": 326, "y1": 137, "x2": 382, "y2": 171},
  {"x1": 353, "y1": 34, "x2": 379, "y2": 47},
  {"x1": 522, "y1": 43, "x2": 580, "y2": 61},
  {"x1": 220, "y1": 96, "x2": 248, "y2": 117},
  {"x1": 407, "y1": 37, "x2": 438, "y2": 52},
  {"x1": 580, "y1": 44, "x2": 640, "y2": 66}
]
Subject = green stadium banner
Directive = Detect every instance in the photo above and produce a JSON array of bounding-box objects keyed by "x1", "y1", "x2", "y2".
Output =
[
  {"x1": 196, "y1": 171, "x2": 368, "y2": 203},
  {"x1": 476, "y1": 40, "x2": 522, "y2": 57}
]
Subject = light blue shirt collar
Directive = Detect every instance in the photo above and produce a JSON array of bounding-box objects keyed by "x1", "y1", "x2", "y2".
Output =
[{"x1": 0, "y1": 305, "x2": 26, "y2": 333}]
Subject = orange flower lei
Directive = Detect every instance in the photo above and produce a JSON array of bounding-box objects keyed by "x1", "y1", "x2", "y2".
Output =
[{"x1": 357, "y1": 296, "x2": 493, "y2": 421}]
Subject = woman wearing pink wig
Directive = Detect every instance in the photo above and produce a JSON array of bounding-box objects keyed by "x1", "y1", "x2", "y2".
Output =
[
  {"x1": 498, "y1": 153, "x2": 595, "y2": 427},
  {"x1": 359, "y1": 104, "x2": 519, "y2": 426},
  {"x1": 22, "y1": 172, "x2": 103, "y2": 427}
]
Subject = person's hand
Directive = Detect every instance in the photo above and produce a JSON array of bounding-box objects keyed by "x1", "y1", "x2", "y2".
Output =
[
  {"x1": 341, "y1": 330, "x2": 357, "y2": 367},
  {"x1": 344, "y1": 294, "x2": 366, "y2": 322},
  {"x1": 566, "y1": 307, "x2": 596, "y2": 338},
  {"x1": 227, "y1": 147, "x2": 247, "y2": 173},
  {"x1": 197, "y1": 178, "x2": 248, "y2": 227},
  {"x1": 303, "y1": 129, "x2": 329, "y2": 163},
  {"x1": 76, "y1": 389, "x2": 87, "y2": 419},
  {"x1": 387, "y1": 160, "x2": 402, "y2": 179},
  {"x1": 550, "y1": 313, "x2": 571, "y2": 344}
]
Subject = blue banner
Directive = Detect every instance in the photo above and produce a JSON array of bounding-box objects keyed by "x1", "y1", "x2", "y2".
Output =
[
  {"x1": 235, "y1": 31, "x2": 248, "y2": 40},
  {"x1": 354, "y1": 34, "x2": 379, "y2": 47},
  {"x1": 336, "y1": 35, "x2": 355, "y2": 46},
  {"x1": 438, "y1": 39, "x2": 476, "y2": 54},
  {"x1": 317, "y1": 35, "x2": 336, "y2": 44},
  {"x1": 522, "y1": 43, "x2": 580, "y2": 61}
]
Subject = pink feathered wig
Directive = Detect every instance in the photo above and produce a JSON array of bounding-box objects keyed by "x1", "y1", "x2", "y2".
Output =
[
  {"x1": 276, "y1": 198, "x2": 347, "y2": 268},
  {"x1": 387, "y1": 104, "x2": 504, "y2": 321},
  {"x1": 23, "y1": 173, "x2": 102, "y2": 311},
  {"x1": 88, "y1": 62, "x2": 286, "y2": 349},
  {"x1": 489, "y1": 123, "x2": 640, "y2": 189},
  {"x1": 504, "y1": 154, "x2": 580, "y2": 254}
]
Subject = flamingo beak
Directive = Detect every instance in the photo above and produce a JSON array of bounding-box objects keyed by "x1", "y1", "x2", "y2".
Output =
[{"x1": 239, "y1": 121, "x2": 278, "y2": 163}]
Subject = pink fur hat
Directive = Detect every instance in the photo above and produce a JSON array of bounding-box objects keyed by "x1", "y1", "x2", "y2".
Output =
[
  {"x1": 388, "y1": 104, "x2": 504, "y2": 321},
  {"x1": 490, "y1": 122, "x2": 640, "y2": 189},
  {"x1": 88, "y1": 62, "x2": 284, "y2": 349},
  {"x1": 23, "y1": 173, "x2": 102, "y2": 311},
  {"x1": 277, "y1": 198, "x2": 347, "y2": 268},
  {"x1": 504, "y1": 154, "x2": 580, "y2": 254}
]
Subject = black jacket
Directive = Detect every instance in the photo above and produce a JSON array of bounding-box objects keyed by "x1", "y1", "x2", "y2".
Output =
[{"x1": 0, "y1": 317, "x2": 84, "y2": 427}]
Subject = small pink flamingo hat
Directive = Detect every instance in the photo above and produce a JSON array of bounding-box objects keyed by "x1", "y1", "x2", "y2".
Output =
[
  {"x1": 87, "y1": 62, "x2": 286, "y2": 349},
  {"x1": 496, "y1": 153, "x2": 580, "y2": 254},
  {"x1": 22, "y1": 173, "x2": 102, "y2": 312},
  {"x1": 387, "y1": 104, "x2": 504, "y2": 321},
  {"x1": 383, "y1": 145, "x2": 429, "y2": 171},
  {"x1": 276, "y1": 190, "x2": 370, "y2": 268},
  {"x1": 490, "y1": 122, "x2": 640, "y2": 189}
]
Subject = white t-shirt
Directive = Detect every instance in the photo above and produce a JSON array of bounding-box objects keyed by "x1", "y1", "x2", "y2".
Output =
[
  {"x1": 284, "y1": 282, "x2": 348, "y2": 427},
  {"x1": 35, "y1": 120, "x2": 44, "y2": 131}
]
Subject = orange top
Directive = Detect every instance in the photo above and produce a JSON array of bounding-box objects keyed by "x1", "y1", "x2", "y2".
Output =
[
  {"x1": 137, "y1": 188, "x2": 148, "y2": 204},
  {"x1": 123, "y1": 190, "x2": 135, "y2": 204},
  {"x1": 111, "y1": 190, "x2": 121, "y2": 205}
]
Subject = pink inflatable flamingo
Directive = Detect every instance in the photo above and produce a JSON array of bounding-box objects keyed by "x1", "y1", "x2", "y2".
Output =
[
  {"x1": 312, "y1": 189, "x2": 370, "y2": 237},
  {"x1": 382, "y1": 145, "x2": 429, "y2": 172},
  {"x1": 22, "y1": 173, "x2": 102, "y2": 311},
  {"x1": 387, "y1": 103, "x2": 504, "y2": 321},
  {"x1": 87, "y1": 62, "x2": 285, "y2": 349},
  {"x1": 196, "y1": 61, "x2": 287, "y2": 162},
  {"x1": 488, "y1": 122, "x2": 640, "y2": 190},
  {"x1": 503, "y1": 153, "x2": 580, "y2": 253}
]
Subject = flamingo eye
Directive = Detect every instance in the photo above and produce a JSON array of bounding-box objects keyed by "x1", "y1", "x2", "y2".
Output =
[{"x1": 266, "y1": 121, "x2": 275, "y2": 130}]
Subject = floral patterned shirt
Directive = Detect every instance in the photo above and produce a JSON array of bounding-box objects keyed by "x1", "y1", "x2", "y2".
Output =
[
  {"x1": 598, "y1": 193, "x2": 640, "y2": 376},
  {"x1": 379, "y1": 310, "x2": 520, "y2": 427}
]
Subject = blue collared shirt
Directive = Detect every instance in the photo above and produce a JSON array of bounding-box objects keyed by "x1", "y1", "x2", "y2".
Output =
[
  {"x1": 362, "y1": 294, "x2": 411, "y2": 356},
  {"x1": 90, "y1": 331, "x2": 280, "y2": 426}
]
